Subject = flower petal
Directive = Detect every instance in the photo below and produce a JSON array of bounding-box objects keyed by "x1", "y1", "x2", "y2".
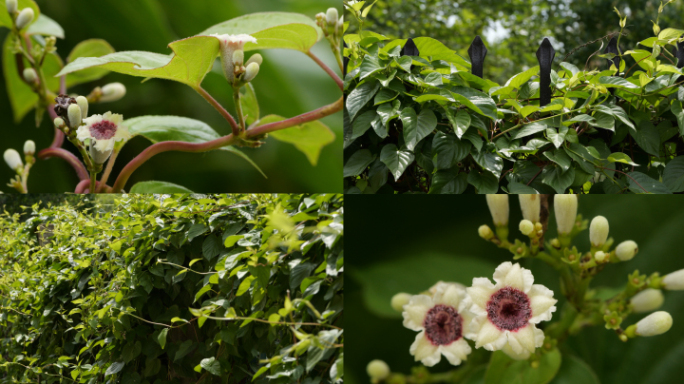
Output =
[
  {"x1": 502, "y1": 342, "x2": 531, "y2": 360},
  {"x1": 434, "y1": 285, "x2": 465, "y2": 308},
  {"x1": 510, "y1": 324, "x2": 536, "y2": 354},
  {"x1": 493, "y1": 262, "x2": 534, "y2": 292},
  {"x1": 467, "y1": 277, "x2": 496, "y2": 310},
  {"x1": 439, "y1": 339, "x2": 471, "y2": 366},
  {"x1": 410, "y1": 331, "x2": 440, "y2": 367},
  {"x1": 94, "y1": 138, "x2": 115, "y2": 153},
  {"x1": 475, "y1": 320, "x2": 505, "y2": 350},
  {"x1": 528, "y1": 284, "x2": 557, "y2": 323},
  {"x1": 402, "y1": 294, "x2": 432, "y2": 331}
]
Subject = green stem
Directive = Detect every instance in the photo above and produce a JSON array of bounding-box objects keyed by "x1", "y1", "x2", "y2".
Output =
[
  {"x1": 233, "y1": 88, "x2": 246, "y2": 132},
  {"x1": 89, "y1": 171, "x2": 97, "y2": 194}
]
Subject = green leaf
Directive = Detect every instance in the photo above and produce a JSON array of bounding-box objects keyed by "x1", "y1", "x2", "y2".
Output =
[
  {"x1": 546, "y1": 127, "x2": 567, "y2": 149},
  {"x1": 344, "y1": 149, "x2": 376, "y2": 177},
  {"x1": 544, "y1": 148, "x2": 573, "y2": 172},
  {"x1": 262, "y1": 115, "x2": 335, "y2": 166},
  {"x1": 351, "y1": 110, "x2": 377, "y2": 141},
  {"x1": 129, "y1": 181, "x2": 193, "y2": 193},
  {"x1": 27, "y1": 14, "x2": 63, "y2": 39},
  {"x1": 472, "y1": 151, "x2": 503, "y2": 178},
  {"x1": 450, "y1": 87, "x2": 498, "y2": 120},
  {"x1": 589, "y1": 112, "x2": 615, "y2": 131},
  {"x1": 429, "y1": 169, "x2": 468, "y2": 194},
  {"x1": 65, "y1": 39, "x2": 116, "y2": 87},
  {"x1": 0, "y1": 0, "x2": 40, "y2": 29},
  {"x1": 240, "y1": 83, "x2": 259, "y2": 126},
  {"x1": 484, "y1": 349, "x2": 561, "y2": 384},
  {"x1": 253, "y1": 366, "x2": 270, "y2": 381},
  {"x1": 520, "y1": 105, "x2": 540, "y2": 118},
  {"x1": 467, "y1": 170, "x2": 499, "y2": 193},
  {"x1": 157, "y1": 329, "x2": 168, "y2": 350},
  {"x1": 672, "y1": 101, "x2": 684, "y2": 136},
  {"x1": 446, "y1": 108, "x2": 471, "y2": 139},
  {"x1": 599, "y1": 76, "x2": 639, "y2": 89},
  {"x1": 200, "y1": 357, "x2": 222, "y2": 376},
  {"x1": 432, "y1": 132, "x2": 471, "y2": 170},
  {"x1": 199, "y1": 12, "x2": 322, "y2": 52},
  {"x1": 411, "y1": 37, "x2": 471, "y2": 69},
  {"x1": 607, "y1": 152, "x2": 639, "y2": 167},
  {"x1": 380, "y1": 144, "x2": 414, "y2": 181},
  {"x1": 559, "y1": 62, "x2": 580, "y2": 76},
  {"x1": 359, "y1": 54, "x2": 383, "y2": 80},
  {"x1": 403, "y1": 108, "x2": 436, "y2": 151},
  {"x1": 664, "y1": 156, "x2": 684, "y2": 192},
  {"x1": 630, "y1": 121, "x2": 661, "y2": 157},
  {"x1": 124, "y1": 115, "x2": 264, "y2": 176},
  {"x1": 237, "y1": 276, "x2": 255, "y2": 296},
  {"x1": 542, "y1": 165, "x2": 575, "y2": 194},
  {"x1": 202, "y1": 235, "x2": 222, "y2": 260},
  {"x1": 658, "y1": 28, "x2": 684, "y2": 41},
  {"x1": 346, "y1": 80, "x2": 379, "y2": 121},
  {"x1": 174, "y1": 340, "x2": 194, "y2": 362},
  {"x1": 627, "y1": 171, "x2": 671, "y2": 194},
  {"x1": 187, "y1": 223, "x2": 207, "y2": 241},
  {"x1": 105, "y1": 361, "x2": 125, "y2": 377},
  {"x1": 122, "y1": 341, "x2": 142, "y2": 364},
  {"x1": 513, "y1": 122, "x2": 547, "y2": 139},
  {"x1": 507, "y1": 66, "x2": 540, "y2": 88},
  {"x1": 507, "y1": 182, "x2": 539, "y2": 194},
  {"x1": 548, "y1": 355, "x2": 600, "y2": 384},
  {"x1": 224, "y1": 235, "x2": 244, "y2": 248}
]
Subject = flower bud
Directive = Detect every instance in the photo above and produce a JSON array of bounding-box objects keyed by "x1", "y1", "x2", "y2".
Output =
[
  {"x1": 76, "y1": 96, "x2": 88, "y2": 120},
  {"x1": 54, "y1": 117, "x2": 65, "y2": 128},
  {"x1": 518, "y1": 195, "x2": 540, "y2": 223},
  {"x1": 391, "y1": 293, "x2": 411, "y2": 312},
  {"x1": 243, "y1": 62, "x2": 260, "y2": 82},
  {"x1": 615, "y1": 240, "x2": 638, "y2": 261},
  {"x1": 662, "y1": 268, "x2": 684, "y2": 290},
  {"x1": 594, "y1": 251, "x2": 607, "y2": 263},
  {"x1": 589, "y1": 216, "x2": 609, "y2": 247},
  {"x1": 486, "y1": 195, "x2": 509, "y2": 226},
  {"x1": 6, "y1": 0, "x2": 17, "y2": 14},
  {"x1": 554, "y1": 194, "x2": 578, "y2": 235},
  {"x1": 100, "y1": 83, "x2": 126, "y2": 103},
  {"x1": 232, "y1": 49, "x2": 244, "y2": 67},
  {"x1": 478, "y1": 224, "x2": 494, "y2": 240},
  {"x1": 15, "y1": 8, "x2": 34, "y2": 30},
  {"x1": 630, "y1": 289, "x2": 664, "y2": 313},
  {"x1": 3, "y1": 149, "x2": 23, "y2": 172},
  {"x1": 326, "y1": 8, "x2": 339, "y2": 26},
  {"x1": 67, "y1": 104, "x2": 82, "y2": 128},
  {"x1": 635, "y1": 311, "x2": 673, "y2": 336},
  {"x1": 89, "y1": 145, "x2": 113, "y2": 165},
  {"x1": 22, "y1": 68, "x2": 37, "y2": 84},
  {"x1": 245, "y1": 53, "x2": 263, "y2": 67},
  {"x1": 315, "y1": 12, "x2": 326, "y2": 23},
  {"x1": 366, "y1": 359, "x2": 390, "y2": 381},
  {"x1": 23, "y1": 140, "x2": 35, "y2": 156},
  {"x1": 519, "y1": 220, "x2": 534, "y2": 236}
]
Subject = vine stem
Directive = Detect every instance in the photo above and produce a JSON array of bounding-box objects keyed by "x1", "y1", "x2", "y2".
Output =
[
  {"x1": 195, "y1": 86, "x2": 240, "y2": 136},
  {"x1": 110, "y1": 96, "x2": 342, "y2": 192},
  {"x1": 306, "y1": 51, "x2": 343, "y2": 90},
  {"x1": 600, "y1": 167, "x2": 649, "y2": 193},
  {"x1": 233, "y1": 88, "x2": 246, "y2": 132},
  {"x1": 89, "y1": 171, "x2": 97, "y2": 194},
  {"x1": 37, "y1": 148, "x2": 89, "y2": 180},
  {"x1": 97, "y1": 150, "x2": 119, "y2": 193}
]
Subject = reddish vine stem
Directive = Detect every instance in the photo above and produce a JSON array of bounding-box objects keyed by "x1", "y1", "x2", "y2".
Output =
[
  {"x1": 111, "y1": 97, "x2": 343, "y2": 192},
  {"x1": 194, "y1": 86, "x2": 240, "y2": 135},
  {"x1": 47, "y1": 106, "x2": 65, "y2": 148},
  {"x1": 601, "y1": 167, "x2": 648, "y2": 193},
  {"x1": 306, "y1": 51, "x2": 343, "y2": 90},
  {"x1": 37, "y1": 148, "x2": 89, "y2": 181}
]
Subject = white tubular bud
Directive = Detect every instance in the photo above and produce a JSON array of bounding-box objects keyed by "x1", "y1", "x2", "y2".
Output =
[
  {"x1": 615, "y1": 240, "x2": 638, "y2": 261},
  {"x1": 635, "y1": 311, "x2": 673, "y2": 336},
  {"x1": 391, "y1": 293, "x2": 412, "y2": 312},
  {"x1": 245, "y1": 53, "x2": 263, "y2": 67},
  {"x1": 519, "y1": 194, "x2": 540, "y2": 223},
  {"x1": 554, "y1": 194, "x2": 578, "y2": 235},
  {"x1": 6, "y1": 0, "x2": 18, "y2": 14},
  {"x1": 76, "y1": 96, "x2": 89, "y2": 120},
  {"x1": 662, "y1": 268, "x2": 684, "y2": 290},
  {"x1": 89, "y1": 145, "x2": 113, "y2": 165},
  {"x1": 243, "y1": 62, "x2": 260, "y2": 82},
  {"x1": 54, "y1": 117, "x2": 65, "y2": 128},
  {"x1": 23, "y1": 140, "x2": 35, "y2": 156},
  {"x1": 232, "y1": 49, "x2": 244, "y2": 67},
  {"x1": 67, "y1": 104, "x2": 82, "y2": 129},
  {"x1": 589, "y1": 216, "x2": 609, "y2": 247},
  {"x1": 478, "y1": 224, "x2": 494, "y2": 240},
  {"x1": 326, "y1": 8, "x2": 339, "y2": 26},
  {"x1": 366, "y1": 360, "x2": 390, "y2": 381},
  {"x1": 23, "y1": 68, "x2": 37, "y2": 84},
  {"x1": 630, "y1": 289, "x2": 664, "y2": 313},
  {"x1": 519, "y1": 220, "x2": 534, "y2": 236},
  {"x1": 486, "y1": 195, "x2": 509, "y2": 226},
  {"x1": 100, "y1": 83, "x2": 127, "y2": 103},
  {"x1": 3, "y1": 149, "x2": 23, "y2": 172},
  {"x1": 594, "y1": 251, "x2": 607, "y2": 262},
  {"x1": 15, "y1": 8, "x2": 34, "y2": 30}
]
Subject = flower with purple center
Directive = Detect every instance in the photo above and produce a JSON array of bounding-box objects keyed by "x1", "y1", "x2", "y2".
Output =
[
  {"x1": 209, "y1": 33, "x2": 258, "y2": 83},
  {"x1": 402, "y1": 284, "x2": 473, "y2": 366},
  {"x1": 76, "y1": 112, "x2": 130, "y2": 153},
  {"x1": 465, "y1": 262, "x2": 557, "y2": 360}
]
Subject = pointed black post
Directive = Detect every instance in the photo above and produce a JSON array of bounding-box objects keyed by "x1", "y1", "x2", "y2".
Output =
[
  {"x1": 401, "y1": 38, "x2": 420, "y2": 57},
  {"x1": 676, "y1": 35, "x2": 684, "y2": 83},
  {"x1": 343, "y1": 42, "x2": 349, "y2": 77},
  {"x1": 536, "y1": 38, "x2": 556, "y2": 107},
  {"x1": 604, "y1": 37, "x2": 620, "y2": 72},
  {"x1": 468, "y1": 36, "x2": 487, "y2": 78}
]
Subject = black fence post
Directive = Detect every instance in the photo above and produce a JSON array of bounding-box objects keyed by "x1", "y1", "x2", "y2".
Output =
[
  {"x1": 401, "y1": 38, "x2": 419, "y2": 57},
  {"x1": 343, "y1": 42, "x2": 349, "y2": 77},
  {"x1": 536, "y1": 38, "x2": 555, "y2": 107},
  {"x1": 677, "y1": 35, "x2": 684, "y2": 69},
  {"x1": 468, "y1": 36, "x2": 487, "y2": 78}
]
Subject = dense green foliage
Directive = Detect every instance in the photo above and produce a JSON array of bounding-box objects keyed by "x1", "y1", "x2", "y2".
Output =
[
  {"x1": 343, "y1": 4, "x2": 684, "y2": 194},
  {"x1": 0, "y1": 194, "x2": 344, "y2": 383}
]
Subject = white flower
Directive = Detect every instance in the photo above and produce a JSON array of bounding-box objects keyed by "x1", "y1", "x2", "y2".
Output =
[
  {"x1": 518, "y1": 195, "x2": 540, "y2": 223},
  {"x1": 662, "y1": 268, "x2": 684, "y2": 290},
  {"x1": 76, "y1": 112, "x2": 130, "y2": 152},
  {"x1": 391, "y1": 293, "x2": 412, "y2": 312},
  {"x1": 465, "y1": 262, "x2": 556, "y2": 359},
  {"x1": 486, "y1": 195, "x2": 509, "y2": 226},
  {"x1": 634, "y1": 311, "x2": 672, "y2": 336},
  {"x1": 589, "y1": 216, "x2": 609, "y2": 247},
  {"x1": 554, "y1": 195, "x2": 577, "y2": 235},
  {"x1": 478, "y1": 224, "x2": 494, "y2": 240},
  {"x1": 519, "y1": 220, "x2": 534, "y2": 236},
  {"x1": 630, "y1": 289, "x2": 664, "y2": 313},
  {"x1": 429, "y1": 281, "x2": 466, "y2": 296},
  {"x1": 3, "y1": 149, "x2": 22, "y2": 172},
  {"x1": 615, "y1": 240, "x2": 638, "y2": 261},
  {"x1": 402, "y1": 284, "x2": 473, "y2": 366},
  {"x1": 210, "y1": 34, "x2": 258, "y2": 83},
  {"x1": 366, "y1": 360, "x2": 390, "y2": 380}
]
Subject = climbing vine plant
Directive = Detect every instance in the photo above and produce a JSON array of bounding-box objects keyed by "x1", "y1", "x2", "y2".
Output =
[
  {"x1": 0, "y1": 193, "x2": 343, "y2": 383},
  {"x1": 343, "y1": 1, "x2": 684, "y2": 194}
]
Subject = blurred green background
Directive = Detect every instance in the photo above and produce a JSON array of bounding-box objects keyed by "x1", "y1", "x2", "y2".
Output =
[
  {"x1": 347, "y1": 195, "x2": 684, "y2": 384},
  {"x1": 0, "y1": 0, "x2": 342, "y2": 193}
]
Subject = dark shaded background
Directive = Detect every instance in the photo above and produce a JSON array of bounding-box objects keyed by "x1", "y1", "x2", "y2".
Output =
[
  {"x1": 1, "y1": 0, "x2": 341, "y2": 193},
  {"x1": 347, "y1": 195, "x2": 684, "y2": 384}
]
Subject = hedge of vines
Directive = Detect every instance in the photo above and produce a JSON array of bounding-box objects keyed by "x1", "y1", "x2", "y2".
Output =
[
  {"x1": 0, "y1": 194, "x2": 343, "y2": 384},
  {"x1": 343, "y1": 15, "x2": 684, "y2": 194}
]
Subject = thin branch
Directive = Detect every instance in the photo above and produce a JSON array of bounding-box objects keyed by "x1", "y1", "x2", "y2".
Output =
[
  {"x1": 195, "y1": 86, "x2": 240, "y2": 135},
  {"x1": 96, "y1": 150, "x2": 119, "y2": 193},
  {"x1": 203, "y1": 314, "x2": 342, "y2": 330},
  {"x1": 306, "y1": 51, "x2": 343, "y2": 90},
  {"x1": 600, "y1": 167, "x2": 649, "y2": 193},
  {"x1": 111, "y1": 97, "x2": 343, "y2": 192},
  {"x1": 37, "y1": 147, "x2": 89, "y2": 180}
]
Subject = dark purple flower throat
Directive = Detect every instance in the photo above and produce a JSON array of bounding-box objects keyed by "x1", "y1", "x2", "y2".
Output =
[
  {"x1": 486, "y1": 287, "x2": 531, "y2": 331},
  {"x1": 423, "y1": 304, "x2": 462, "y2": 345}
]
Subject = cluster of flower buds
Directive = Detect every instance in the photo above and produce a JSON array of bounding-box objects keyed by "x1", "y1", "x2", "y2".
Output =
[
  {"x1": 3, "y1": 140, "x2": 36, "y2": 192},
  {"x1": 211, "y1": 34, "x2": 262, "y2": 88},
  {"x1": 88, "y1": 83, "x2": 127, "y2": 103},
  {"x1": 316, "y1": 7, "x2": 343, "y2": 38},
  {"x1": 6, "y1": 0, "x2": 35, "y2": 30}
]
